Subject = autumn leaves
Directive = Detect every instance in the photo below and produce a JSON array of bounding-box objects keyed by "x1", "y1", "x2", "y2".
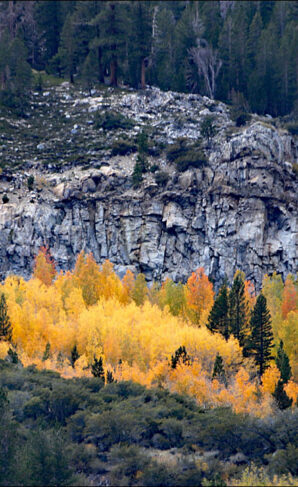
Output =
[{"x1": 0, "y1": 248, "x2": 297, "y2": 416}]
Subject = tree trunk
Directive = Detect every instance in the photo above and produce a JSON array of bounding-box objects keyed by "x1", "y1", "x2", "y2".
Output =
[
  {"x1": 97, "y1": 47, "x2": 104, "y2": 83},
  {"x1": 141, "y1": 58, "x2": 146, "y2": 89},
  {"x1": 110, "y1": 58, "x2": 117, "y2": 87}
]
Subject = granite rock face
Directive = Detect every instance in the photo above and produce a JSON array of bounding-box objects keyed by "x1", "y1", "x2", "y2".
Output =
[{"x1": 0, "y1": 85, "x2": 297, "y2": 287}]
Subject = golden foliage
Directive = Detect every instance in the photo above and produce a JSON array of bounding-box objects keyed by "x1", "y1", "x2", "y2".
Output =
[{"x1": 1, "y1": 255, "x2": 297, "y2": 416}]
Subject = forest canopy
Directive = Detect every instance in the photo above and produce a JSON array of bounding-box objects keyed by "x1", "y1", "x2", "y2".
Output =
[{"x1": 0, "y1": 1, "x2": 297, "y2": 117}]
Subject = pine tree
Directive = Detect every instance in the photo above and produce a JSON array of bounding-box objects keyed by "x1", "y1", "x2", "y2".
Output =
[
  {"x1": 106, "y1": 370, "x2": 115, "y2": 383},
  {"x1": 81, "y1": 50, "x2": 98, "y2": 94},
  {"x1": 212, "y1": 353, "x2": 226, "y2": 385},
  {"x1": 0, "y1": 293, "x2": 12, "y2": 342},
  {"x1": 127, "y1": 1, "x2": 152, "y2": 89},
  {"x1": 248, "y1": 294, "x2": 274, "y2": 377},
  {"x1": 91, "y1": 356, "x2": 105, "y2": 381},
  {"x1": 276, "y1": 340, "x2": 292, "y2": 384},
  {"x1": 70, "y1": 344, "x2": 80, "y2": 368},
  {"x1": 200, "y1": 115, "x2": 216, "y2": 145},
  {"x1": 207, "y1": 282, "x2": 230, "y2": 340},
  {"x1": 171, "y1": 346, "x2": 191, "y2": 369},
  {"x1": 91, "y1": 1, "x2": 126, "y2": 87},
  {"x1": 229, "y1": 271, "x2": 246, "y2": 347},
  {"x1": 272, "y1": 379, "x2": 293, "y2": 410},
  {"x1": 7, "y1": 347, "x2": 18, "y2": 364},
  {"x1": 56, "y1": 13, "x2": 77, "y2": 83}
]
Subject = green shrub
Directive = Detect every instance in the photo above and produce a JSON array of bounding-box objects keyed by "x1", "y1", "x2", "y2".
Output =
[
  {"x1": 166, "y1": 138, "x2": 206, "y2": 171},
  {"x1": 166, "y1": 138, "x2": 188, "y2": 163},
  {"x1": 200, "y1": 115, "x2": 217, "y2": 141},
  {"x1": 285, "y1": 122, "x2": 298, "y2": 135},
  {"x1": 175, "y1": 150, "x2": 207, "y2": 172},
  {"x1": 111, "y1": 138, "x2": 137, "y2": 156},
  {"x1": 27, "y1": 175, "x2": 34, "y2": 190},
  {"x1": 94, "y1": 110, "x2": 134, "y2": 130},
  {"x1": 230, "y1": 107, "x2": 251, "y2": 127},
  {"x1": 137, "y1": 130, "x2": 149, "y2": 153},
  {"x1": 132, "y1": 162, "x2": 143, "y2": 188},
  {"x1": 155, "y1": 171, "x2": 169, "y2": 186},
  {"x1": 236, "y1": 112, "x2": 251, "y2": 127},
  {"x1": 2, "y1": 194, "x2": 9, "y2": 204},
  {"x1": 132, "y1": 154, "x2": 149, "y2": 187},
  {"x1": 150, "y1": 163, "x2": 159, "y2": 173}
]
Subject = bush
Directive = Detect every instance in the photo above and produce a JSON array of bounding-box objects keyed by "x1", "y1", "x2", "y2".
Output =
[
  {"x1": 0, "y1": 90, "x2": 29, "y2": 117},
  {"x1": 137, "y1": 130, "x2": 149, "y2": 154},
  {"x1": 94, "y1": 110, "x2": 134, "y2": 130},
  {"x1": 132, "y1": 162, "x2": 143, "y2": 188},
  {"x1": 155, "y1": 171, "x2": 169, "y2": 186},
  {"x1": 235, "y1": 112, "x2": 251, "y2": 127},
  {"x1": 285, "y1": 122, "x2": 298, "y2": 135},
  {"x1": 166, "y1": 139, "x2": 206, "y2": 171},
  {"x1": 200, "y1": 115, "x2": 217, "y2": 141},
  {"x1": 27, "y1": 175, "x2": 34, "y2": 190},
  {"x1": 230, "y1": 107, "x2": 251, "y2": 127},
  {"x1": 150, "y1": 164, "x2": 159, "y2": 173},
  {"x1": 111, "y1": 139, "x2": 137, "y2": 156},
  {"x1": 166, "y1": 138, "x2": 188, "y2": 163},
  {"x1": 2, "y1": 194, "x2": 9, "y2": 204},
  {"x1": 132, "y1": 155, "x2": 149, "y2": 188},
  {"x1": 175, "y1": 150, "x2": 207, "y2": 172}
]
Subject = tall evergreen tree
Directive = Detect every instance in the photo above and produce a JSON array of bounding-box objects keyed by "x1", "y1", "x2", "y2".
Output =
[
  {"x1": 56, "y1": 13, "x2": 77, "y2": 83},
  {"x1": 91, "y1": 356, "x2": 105, "y2": 381},
  {"x1": 171, "y1": 346, "x2": 191, "y2": 369},
  {"x1": 272, "y1": 379, "x2": 293, "y2": 410},
  {"x1": 0, "y1": 293, "x2": 12, "y2": 342},
  {"x1": 106, "y1": 370, "x2": 115, "y2": 383},
  {"x1": 207, "y1": 281, "x2": 230, "y2": 340},
  {"x1": 70, "y1": 344, "x2": 80, "y2": 368},
  {"x1": 34, "y1": 0, "x2": 61, "y2": 66},
  {"x1": 91, "y1": 1, "x2": 126, "y2": 87},
  {"x1": 151, "y1": 6, "x2": 177, "y2": 91},
  {"x1": 127, "y1": 1, "x2": 152, "y2": 89},
  {"x1": 275, "y1": 340, "x2": 292, "y2": 384},
  {"x1": 212, "y1": 353, "x2": 226, "y2": 385},
  {"x1": 229, "y1": 271, "x2": 246, "y2": 347},
  {"x1": 248, "y1": 294, "x2": 274, "y2": 377}
]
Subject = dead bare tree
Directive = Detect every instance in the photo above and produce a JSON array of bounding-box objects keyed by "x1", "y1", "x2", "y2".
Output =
[{"x1": 188, "y1": 40, "x2": 223, "y2": 99}]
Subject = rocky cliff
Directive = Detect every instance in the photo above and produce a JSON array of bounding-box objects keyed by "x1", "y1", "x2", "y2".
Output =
[{"x1": 0, "y1": 83, "x2": 297, "y2": 286}]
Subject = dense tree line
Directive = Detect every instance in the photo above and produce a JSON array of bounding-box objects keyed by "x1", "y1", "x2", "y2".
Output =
[{"x1": 0, "y1": 1, "x2": 297, "y2": 116}]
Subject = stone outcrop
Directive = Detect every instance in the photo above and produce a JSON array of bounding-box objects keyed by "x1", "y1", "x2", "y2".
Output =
[{"x1": 0, "y1": 84, "x2": 297, "y2": 287}]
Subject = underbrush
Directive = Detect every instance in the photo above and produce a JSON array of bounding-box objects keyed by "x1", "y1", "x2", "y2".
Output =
[
  {"x1": 0, "y1": 361, "x2": 297, "y2": 486},
  {"x1": 166, "y1": 138, "x2": 207, "y2": 171}
]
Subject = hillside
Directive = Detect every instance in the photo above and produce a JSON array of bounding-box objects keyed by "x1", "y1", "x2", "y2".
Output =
[
  {"x1": 1, "y1": 360, "x2": 297, "y2": 487},
  {"x1": 0, "y1": 80, "x2": 297, "y2": 286}
]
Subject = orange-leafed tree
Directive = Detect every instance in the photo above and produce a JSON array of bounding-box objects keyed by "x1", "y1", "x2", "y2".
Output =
[
  {"x1": 185, "y1": 267, "x2": 214, "y2": 325},
  {"x1": 281, "y1": 275, "x2": 297, "y2": 319},
  {"x1": 98, "y1": 260, "x2": 123, "y2": 301},
  {"x1": 74, "y1": 251, "x2": 101, "y2": 306},
  {"x1": 132, "y1": 273, "x2": 148, "y2": 306},
  {"x1": 244, "y1": 280, "x2": 256, "y2": 320},
  {"x1": 122, "y1": 269, "x2": 135, "y2": 304},
  {"x1": 33, "y1": 246, "x2": 56, "y2": 286}
]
